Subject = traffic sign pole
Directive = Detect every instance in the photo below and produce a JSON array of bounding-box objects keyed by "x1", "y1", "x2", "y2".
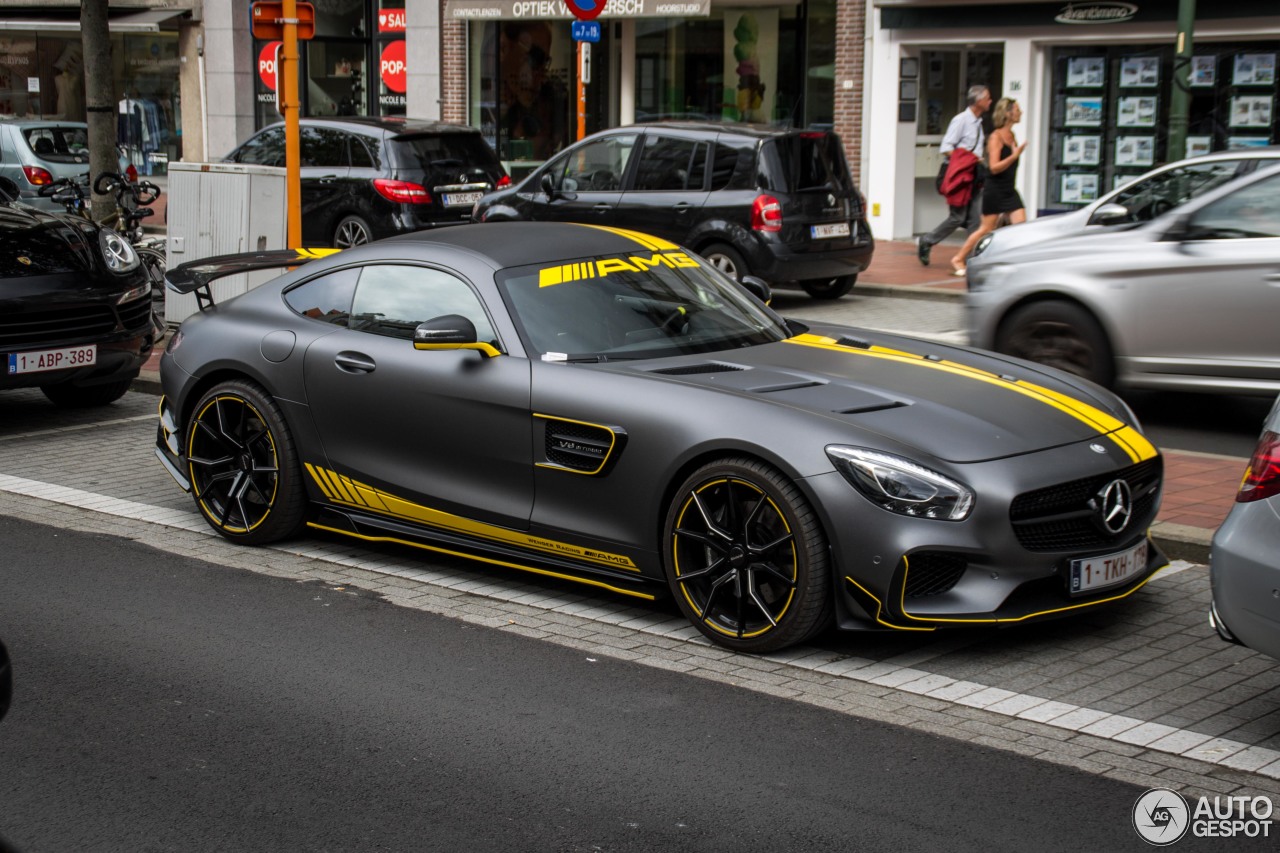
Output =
[
  {"x1": 282, "y1": 0, "x2": 302, "y2": 249},
  {"x1": 577, "y1": 41, "x2": 587, "y2": 141}
]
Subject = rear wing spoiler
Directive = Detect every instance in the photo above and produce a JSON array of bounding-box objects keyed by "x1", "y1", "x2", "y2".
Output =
[{"x1": 165, "y1": 247, "x2": 341, "y2": 311}]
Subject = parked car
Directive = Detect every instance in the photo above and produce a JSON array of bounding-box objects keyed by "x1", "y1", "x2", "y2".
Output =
[
  {"x1": 156, "y1": 221, "x2": 1164, "y2": 654},
  {"x1": 0, "y1": 119, "x2": 93, "y2": 212},
  {"x1": 967, "y1": 163, "x2": 1280, "y2": 394},
  {"x1": 969, "y1": 147, "x2": 1280, "y2": 262},
  {"x1": 223, "y1": 116, "x2": 510, "y2": 248},
  {"x1": 472, "y1": 122, "x2": 874, "y2": 299},
  {"x1": 0, "y1": 176, "x2": 156, "y2": 406},
  {"x1": 1211, "y1": 393, "x2": 1280, "y2": 661}
]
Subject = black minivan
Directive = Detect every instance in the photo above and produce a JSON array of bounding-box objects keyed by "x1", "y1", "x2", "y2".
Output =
[
  {"x1": 472, "y1": 122, "x2": 873, "y2": 298},
  {"x1": 225, "y1": 117, "x2": 509, "y2": 248}
]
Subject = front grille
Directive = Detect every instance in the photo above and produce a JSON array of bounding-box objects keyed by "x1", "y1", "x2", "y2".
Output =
[
  {"x1": 905, "y1": 552, "x2": 967, "y2": 598},
  {"x1": 0, "y1": 304, "x2": 118, "y2": 348},
  {"x1": 117, "y1": 296, "x2": 154, "y2": 332},
  {"x1": 544, "y1": 419, "x2": 615, "y2": 472},
  {"x1": 1010, "y1": 458, "x2": 1162, "y2": 552}
]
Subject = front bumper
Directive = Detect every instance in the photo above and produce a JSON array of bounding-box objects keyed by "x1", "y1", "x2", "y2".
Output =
[{"x1": 1, "y1": 332, "x2": 152, "y2": 391}]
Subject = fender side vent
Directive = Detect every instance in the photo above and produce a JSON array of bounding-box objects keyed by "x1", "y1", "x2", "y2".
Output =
[
  {"x1": 652, "y1": 362, "x2": 745, "y2": 376},
  {"x1": 543, "y1": 419, "x2": 620, "y2": 474}
]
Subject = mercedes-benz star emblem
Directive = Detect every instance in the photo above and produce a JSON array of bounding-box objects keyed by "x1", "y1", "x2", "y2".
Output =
[{"x1": 1094, "y1": 478, "x2": 1133, "y2": 535}]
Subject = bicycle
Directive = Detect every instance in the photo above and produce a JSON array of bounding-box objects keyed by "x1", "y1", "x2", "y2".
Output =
[{"x1": 39, "y1": 172, "x2": 168, "y2": 327}]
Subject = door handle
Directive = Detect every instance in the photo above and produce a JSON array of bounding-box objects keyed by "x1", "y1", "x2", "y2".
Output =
[
  {"x1": 318, "y1": 175, "x2": 339, "y2": 184},
  {"x1": 1265, "y1": 273, "x2": 1280, "y2": 284},
  {"x1": 334, "y1": 351, "x2": 376, "y2": 374},
  {"x1": 671, "y1": 202, "x2": 692, "y2": 211},
  {"x1": 592, "y1": 203, "x2": 612, "y2": 212}
]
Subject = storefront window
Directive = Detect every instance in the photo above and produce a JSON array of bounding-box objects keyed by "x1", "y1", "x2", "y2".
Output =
[
  {"x1": 307, "y1": 39, "x2": 368, "y2": 116},
  {"x1": 1048, "y1": 43, "x2": 1279, "y2": 209},
  {"x1": 375, "y1": 1, "x2": 406, "y2": 116}
]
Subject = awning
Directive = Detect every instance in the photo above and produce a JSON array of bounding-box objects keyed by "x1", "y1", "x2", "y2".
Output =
[
  {"x1": 444, "y1": 0, "x2": 710, "y2": 21},
  {"x1": 0, "y1": 8, "x2": 189, "y2": 33}
]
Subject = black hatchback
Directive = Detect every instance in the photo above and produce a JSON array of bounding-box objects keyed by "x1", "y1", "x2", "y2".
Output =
[
  {"x1": 472, "y1": 122, "x2": 873, "y2": 299},
  {"x1": 224, "y1": 116, "x2": 509, "y2": 248}
]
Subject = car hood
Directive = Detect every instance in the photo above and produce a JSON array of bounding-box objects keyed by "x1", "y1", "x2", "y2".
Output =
[
  {"x1": 971, "y1": 220, "x2": 1157, "y2": 268},
  {"x1": 615, "y1": 326, "x2": 1151, "y2": 464},
  {"x1": 0, "y1": 201, "x2": 97, "y2": 277},
  {"x1": 973, "y1": 209, "x2": 1090, "y2": 260}
]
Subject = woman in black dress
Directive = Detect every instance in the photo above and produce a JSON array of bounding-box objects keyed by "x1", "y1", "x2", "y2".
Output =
[{"x1": 952, "y1": 98, "x2": 1027, "y2": 275}]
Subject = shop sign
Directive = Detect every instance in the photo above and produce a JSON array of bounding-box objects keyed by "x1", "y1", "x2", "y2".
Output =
[
  {"x1": 380, "y1": 40, "x2": 407, "y2": 94},
  {"x1": 378, "y1": 8, "x2": 406, "y2": 32},
  {"x1": 1055, "y1": 3, "x2": 1138, "y2": 25},
  {"x1": 258, "y1": 40, "x2": 282, "y2": 91},
  {"x1": 443, "y1": 0, "x2": 709, "y2": 19}
]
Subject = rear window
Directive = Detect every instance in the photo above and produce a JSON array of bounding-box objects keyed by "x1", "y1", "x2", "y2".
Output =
[
  {"x1": 390, "y1": 133, "x2": 500, "y2": 171},
  {"x1": 762, "y1": 133, "x2": 853, "y2": 193},
  {"x1": 22, "y1": 126, "x2": 89, "y2": 163}
]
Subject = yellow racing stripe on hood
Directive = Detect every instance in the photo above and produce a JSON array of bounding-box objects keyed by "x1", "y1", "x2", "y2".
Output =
[
  {"x1": 785, "y1": 334, "x2": 1157, "y2": 462},
  {"x1": 575, "y1": 224, "x2": 680, "y2": 251}
]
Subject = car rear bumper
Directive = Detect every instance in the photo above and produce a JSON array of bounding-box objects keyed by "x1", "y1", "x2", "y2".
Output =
[
  {"x1": 1210, "y1": 500, "x2": 1280, "y2": 660},
  {"x1": 747, "y1": 225, "x2": 875, "y2": 283}
]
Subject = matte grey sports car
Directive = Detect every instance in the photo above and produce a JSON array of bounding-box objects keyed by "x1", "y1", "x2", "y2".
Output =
[{"x1": 156, "y1": 222, "x2": 1167, "y2": 652}]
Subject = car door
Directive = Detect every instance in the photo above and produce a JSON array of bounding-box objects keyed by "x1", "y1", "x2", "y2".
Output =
[
  {"x1": 522, "y1": 132, "x2": 639, "y2": 226},
  {"x1": 298, "y1": 126, "x2": 352, "y2": 246},
  {"x1": 1130, "y1": 170, "x2": 1280, "y2": 384},
  {"x1": 615, "y1": 131, "x2": 711, "y2": 244},
  {"x1": 301, "y1": 263, "x2": 534, "y2": 530}
]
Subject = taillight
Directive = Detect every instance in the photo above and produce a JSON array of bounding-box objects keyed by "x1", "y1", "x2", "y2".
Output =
[
  {"x1": 22, "y1": 165, "x2": 53, "y2": 186},
  {"x1": 752, "y1": 194, "x2": 782, "y2": 232},
  {"x1": 495, "y1": 174, "x2": 512, "y2": 189},
  {"x1": 373, "y1": 178, "x2": 431, "y2": 204},
  {"x1": 1236, "y1": 430, "x2": 1280, "y2": 503}
]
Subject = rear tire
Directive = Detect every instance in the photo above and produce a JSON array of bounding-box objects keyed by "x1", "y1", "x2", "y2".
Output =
[
  {"x1": 701, "y1": 243, "x2": 749, "y2": 282},
  {"x1": 799, "y1": 275, "x2": 856, "y2": 300},
  {"x1": 333, "y1": 215, "x2": 373, "y2": 249},
  {"x1": 41, "y1": 378, "x2": 134, "y2": 408},
  {"x1": 995, "y1": 300, "x2": 1115, "y2": 388}
]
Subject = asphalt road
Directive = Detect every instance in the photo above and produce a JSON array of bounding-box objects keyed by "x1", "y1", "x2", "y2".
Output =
[{"x1": 1, "y1": 515, "x2": 1252, "y2": 853}]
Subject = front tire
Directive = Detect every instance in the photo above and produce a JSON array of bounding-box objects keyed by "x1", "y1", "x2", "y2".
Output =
[
  {"x1": 995, "y1": 300, "x2": 1115, "y2": 388},
  {"x1": 186, "y1": 380, "x2": 307, "y2": 544},
  {"x1": 333, "y1": 215, "x2": 373, "y2": 249},
  {"x1": 663, "y1": 458, "x2": 832, "y2": 653},
  {"x1": 799, "y1": 275, "x2": 856, "y2": 300}
]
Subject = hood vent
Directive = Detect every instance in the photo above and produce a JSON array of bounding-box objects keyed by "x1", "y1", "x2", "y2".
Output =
[{"x1": 651, "y1": 362, "x2": 745, "y2": 376}]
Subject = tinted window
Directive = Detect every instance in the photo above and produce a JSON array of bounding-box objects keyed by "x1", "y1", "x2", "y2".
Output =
[
  {"x1": 349, "y1": 265, "x2": 496, "y2": 344},
  {"x1": 546, "y1": 134, "x2": 638, "y2": 192},
  {"x1": 1110, "y1": 161, "x2": 1254, "y2": 222},
  {"x1": 709, "y1": 139, "x2": 755, "y2": 191},
  {"x1": 300, "y1": 127, "x2": 351, "y2": 168},
  {"x1": 633, "y1": 136, "x2": 706, "y2": 191},
  {"x1": 233, "y1": 128, "x2": 285, "y2": 166},
  {"x1": 284, "y1": 267, "x2": 359, "y2": 324},
  {"x1": 350, "y1": 135, "x2": 376, "y2": 169},
  {"x1": 389, "y1": 133, "x2": 500, "y2": 171},
  {"x1": 763, "y1": 133, "x2": 852, "y2": 192},
  {"x1": 1187, "y1": 173, "x2": 1280, "y2": 239}
]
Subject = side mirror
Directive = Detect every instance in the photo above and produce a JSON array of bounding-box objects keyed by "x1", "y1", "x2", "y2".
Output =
[
  {"x1": 740, "y1": 275, "x2": 772, "y2": 304},
  {"x1": 0, "y1": 176, "x2": 19, "y2": 201},
  {"x1": 414, "y1": 315, "x2": 501, "y2": 358},
  {"x1": 540, "y1": 172, "x2": 557, "y2": 199},
  {"x1": 1088, "y1": 203, "x2": 1130, "y2": 226}
]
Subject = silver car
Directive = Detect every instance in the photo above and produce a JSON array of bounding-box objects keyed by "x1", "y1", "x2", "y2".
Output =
[
  {"x1": 969, "y1": 147, "x2": 1280, "y2": 262},
  {"x1": 1211, "y1": 393, "x2": 1280, "y2": 661},
  {"x1": 0, "y1": 120, "x2": 92, "y2": 211},
  {"x1": 967, "y1": 163, "x2": 1280, "y2": 394}
]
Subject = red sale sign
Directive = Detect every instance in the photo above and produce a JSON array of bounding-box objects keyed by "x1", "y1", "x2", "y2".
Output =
[
  {"x1": 380, "y1": 40, "x2": 407, "y2": 94},
  {"x1": 258, "y1": 41, "x2": 282, "y2": 91},
  {"x1": 378, "y1": 8, "x2": 406, "y2": 32}
]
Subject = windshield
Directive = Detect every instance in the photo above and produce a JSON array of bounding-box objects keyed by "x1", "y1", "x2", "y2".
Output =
[{"x1": 498, "y1": 249, "x2": 789, "y2": 361}]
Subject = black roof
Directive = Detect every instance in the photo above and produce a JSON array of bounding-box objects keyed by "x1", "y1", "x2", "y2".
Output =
[
  {"x1": 382, "y1": 221, "x2": 683, "y2": 269},
  {"x1": 628, "y1": 121, "x2": 836, "y2": 140},
  {"x1": 262, "y1": 116, "x2": 483, "y2": 138}
]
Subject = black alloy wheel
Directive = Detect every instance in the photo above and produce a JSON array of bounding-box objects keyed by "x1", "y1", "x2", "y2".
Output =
[
  {"x1": 799, "y1": 275, "x2": 856, "y2": 300},
  {"x1": 333, "y1": 215, "x2": 373, "y2": 249},
  {"x1": 995, "y1": 300, "x2": 1115, "y2": 388},
  {"x1": 664, "y1": 458, "x2": 831, "y2": 652},
  {"x1": 186, "y1": 380, "x2": 306, "y2": 544}
]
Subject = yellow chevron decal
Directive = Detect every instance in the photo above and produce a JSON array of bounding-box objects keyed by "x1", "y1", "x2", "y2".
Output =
[
  {"x1": 785, "y1": 334, "x2": 1158, "y2": 463},
  {"x1": 304, "y1": 464, "x2": 638, "y2": 571},
  {"x1": 294, "y1": 248, "x2": 342, "y2": 260}
]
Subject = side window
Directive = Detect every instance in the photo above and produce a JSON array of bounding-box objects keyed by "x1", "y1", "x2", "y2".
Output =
[
  {"x1": 1187, "y1": 174, "x2": 1280, "y2": 240},
  {"x1": 557, "y1": 134, "x2": 638, "y2": 192},
  {"x1": 633, "y1": 136, "x2": 703, "y2": 191},
  {"x1": 234, "y1": 128, "x2": 285, "y2": 166},
  {"x1": 709, "y1": 139, "x2": 755, "y2": 191},
  {"x1": 349, "y1": 265, "x2": 497, "y2": 344},
  {"x1": 1112, "y1": 162, "x2": 1245, "y2": 222},
  {"x1": 300, "y1": 127, "x2": 350, "y2": 168},
  {"x1": 284, "y1": 267, "x2": 359, "y2": 324},
  {"x1": 350, "y1": 135, "x2": 375, "y2": 169}
]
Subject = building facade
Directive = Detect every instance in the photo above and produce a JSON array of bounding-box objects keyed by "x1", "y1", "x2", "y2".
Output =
[{"x1": 866, "y1": 0, "x2": 1280, "y2": 240}]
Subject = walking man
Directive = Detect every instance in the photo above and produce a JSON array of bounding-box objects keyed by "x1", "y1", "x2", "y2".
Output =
[{"x1": 918, "y1": 85, "x2": 993, "y2": 266}]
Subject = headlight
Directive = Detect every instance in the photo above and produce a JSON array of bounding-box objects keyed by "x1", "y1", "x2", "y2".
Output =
[
  {"x1": 115, "y1": 281, "x2": 151, "y2": 304},
  {"x1": 827, "y1": 446, "x2": 974, "y2": 521},
  {"x1": 98, "y1": 228, "x2": 140, "y2": 273},
  {"x1": 971, "y1": 232, "x2": 994, "y2": 258}
]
